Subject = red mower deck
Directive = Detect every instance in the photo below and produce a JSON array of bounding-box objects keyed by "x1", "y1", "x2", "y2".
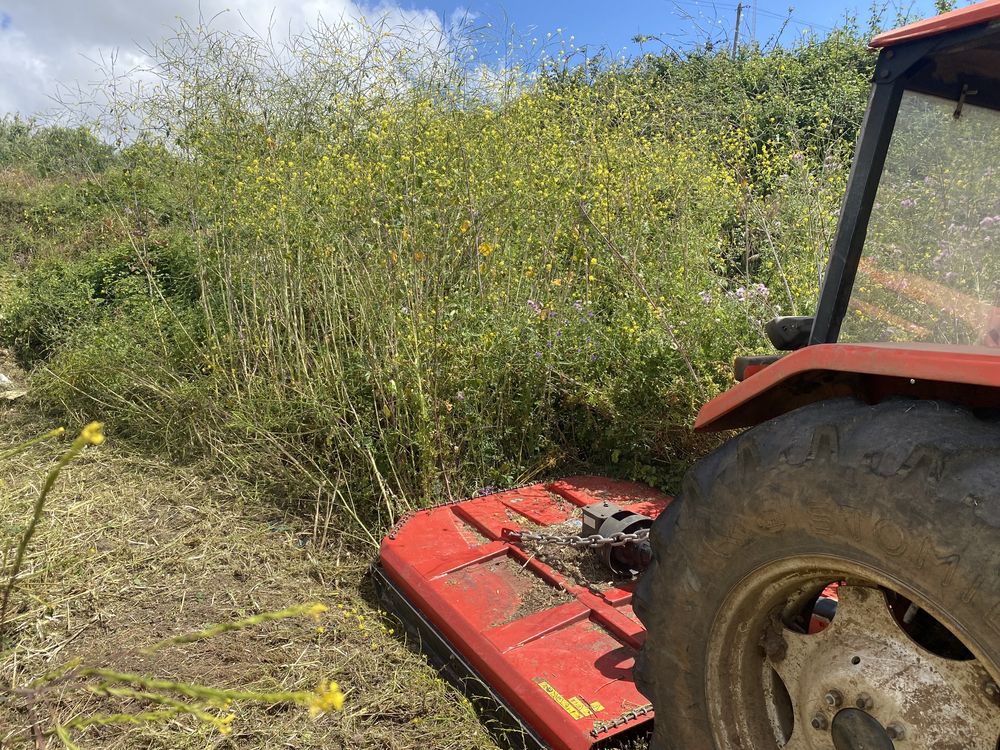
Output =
[{"x1": 376, "y1": 476, "x2": 672, "y2": 750}]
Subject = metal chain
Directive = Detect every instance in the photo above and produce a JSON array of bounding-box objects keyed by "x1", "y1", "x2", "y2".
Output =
[
  {"x1": 506, "y1": 527, "x2": 650, "y2": 550},
  {"x1": 590, "y1": 703, "x2": 654, "y2": 737}
]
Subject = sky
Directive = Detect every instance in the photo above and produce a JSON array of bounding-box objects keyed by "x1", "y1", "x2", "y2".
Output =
[{"x1": 0, "y1": 0, "x2": 944, "y2": 118}]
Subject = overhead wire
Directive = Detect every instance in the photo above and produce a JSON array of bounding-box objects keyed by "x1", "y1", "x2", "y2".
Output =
[{"x1": 671, "y1": 0, "x2": 837, "y2": 34}]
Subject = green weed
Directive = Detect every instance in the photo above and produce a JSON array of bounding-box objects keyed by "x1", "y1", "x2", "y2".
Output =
[{"x1": 0, "y1": 16, "x2": 876, "y2": 541}]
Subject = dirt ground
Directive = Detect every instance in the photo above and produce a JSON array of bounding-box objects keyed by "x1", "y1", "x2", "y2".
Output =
[{"x1": 0, "y1": 403, "x2": 500, "y2": 750}]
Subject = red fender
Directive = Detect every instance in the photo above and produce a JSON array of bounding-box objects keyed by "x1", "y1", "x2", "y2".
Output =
[
  {"x1": 695, "y1": 343, "x2": 1000, "y2": 431},
  {"x1": 870, "y1": 0, "x2": 1000, "y2": 48}
]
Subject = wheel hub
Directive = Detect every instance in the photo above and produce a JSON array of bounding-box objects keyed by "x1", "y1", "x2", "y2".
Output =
[
  {"x1": 767, "y1": 585, "x2": 1000, "y2": 749},
  {"x1": 830, "y1": 709, "x2": 894, "y2": 750}
]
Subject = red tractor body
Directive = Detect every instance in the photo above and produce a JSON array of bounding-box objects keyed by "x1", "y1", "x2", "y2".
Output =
[
  {"x1": 377, "y1": 478, "x2": 670, "y2": 749},
  {"x1": 696, "y1": 343, "x2": 1000, "y2": 431}
]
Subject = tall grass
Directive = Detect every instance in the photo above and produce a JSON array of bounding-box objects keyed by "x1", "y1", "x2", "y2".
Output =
[{"x1": 1, "y1": 15, "x2": 875, "y2": 544}]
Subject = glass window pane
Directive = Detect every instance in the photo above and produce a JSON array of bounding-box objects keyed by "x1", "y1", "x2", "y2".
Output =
[{"x1": 841, "y1": 90, "x2": 1000, "y2": 347}]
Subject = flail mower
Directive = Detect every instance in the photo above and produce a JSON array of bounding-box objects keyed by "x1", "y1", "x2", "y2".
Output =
[{"x1": 375, "y1": 3, "x2": 1000, "y2": 748}]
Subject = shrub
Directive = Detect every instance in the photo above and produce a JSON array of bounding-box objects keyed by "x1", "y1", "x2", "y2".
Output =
[
  {"x1": 3, "y1": 17, "x2": 876, "y2": 537},
  {"x1": 0, "y1": 117, "x2": 115, "y2": 176}
]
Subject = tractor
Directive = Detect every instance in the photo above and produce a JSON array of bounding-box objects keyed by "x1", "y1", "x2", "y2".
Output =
[{"x1": 375, "y1": 3, "x2": 1000, "y2": 748}]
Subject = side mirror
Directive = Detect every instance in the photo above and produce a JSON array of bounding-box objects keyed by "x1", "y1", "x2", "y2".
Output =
[{"x1": 765, "y1": 316, "x2": 813, "y2": 351}]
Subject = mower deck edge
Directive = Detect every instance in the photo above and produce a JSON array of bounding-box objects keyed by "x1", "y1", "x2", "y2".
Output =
[{"x1": 371, "y1": 563, "x2": 547, "y2": 750}]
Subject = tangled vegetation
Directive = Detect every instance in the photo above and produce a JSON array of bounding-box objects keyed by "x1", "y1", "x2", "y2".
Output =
[{"x1": 0, "y1": 17, "x2": 875, "y2": 545}]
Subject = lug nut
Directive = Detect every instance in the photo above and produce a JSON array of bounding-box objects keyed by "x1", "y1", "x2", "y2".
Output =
[
  {"x1": 824, "y1": 689, "x2": 843, "y2": 708},
  {"x1": 886, "y1": 723, "x2": 906, "y2": 740},
  {"x1": 811, "y1": 713, "x2": 828, "y2": 730},
  {"x1": 856, "y1": 693, "x2": 874, "y2": 711},
  {"x1": 986, "y1": 681, "x2": 1000, "y2": 700}
]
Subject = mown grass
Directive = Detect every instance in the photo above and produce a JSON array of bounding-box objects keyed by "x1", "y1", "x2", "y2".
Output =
[{"x1": 0, "y1": 403, "x2": 498, "y2": 749}]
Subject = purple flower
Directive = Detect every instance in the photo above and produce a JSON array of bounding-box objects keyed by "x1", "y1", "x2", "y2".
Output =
[
  {"x1": 527, "y1": 299, "x2": 541, "y2": 313},
  {"x1": 900, "y1": 198, "x2": 917, "y2": 209},
  {"x1": 698, "y1": 290, "x2": 712, "y2": 304},
  {"x1": 535, "y1": 351, "x2": 542, "y2": 358},
  {"x1": 573, "y1": 300, "x2": 584, "y2": 312},
  {"x1": 791, "y1": 152, "x2": 804, "y2": 162},
  {"x1": 754, "y1": 283, "x2": 770, "y2": 298},
  {"x1": 980, "y1": 216, "x2": 1000, "y2": 229}
]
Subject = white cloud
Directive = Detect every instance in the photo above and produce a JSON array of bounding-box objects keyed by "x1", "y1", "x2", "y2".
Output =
[{"x1": 0, "y1": 0, "x2": 458, "y2": 117}]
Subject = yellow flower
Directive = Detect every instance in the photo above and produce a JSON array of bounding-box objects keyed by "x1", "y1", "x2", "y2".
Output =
[
  {"x1": 81, "y1": 422, "x2": 105, "y2": 446},
  {"x1": 552, "y1": 278, "x2": 562, "y2": 287},
  {"x1": 414, "y1": 251, "x2": 426, "y2": 262},
  {"x1": 478, "y1": 242, "x2": 494, "y2": 257},
  {"x1": 402, "y1": 227, "x2": 411, "y2": 241},
  {"x1": 217, "y1": 714, "x2": 236, "y2": 735},
  {"x1": 309, "y1": 680, "x2": 346, "y2": 715},
  {"x1": 306, "y1": 603, "x2": 328, "y2": 622},
  {"x1": 459, "y1": 219, "x2": 472, "y2": 234}
]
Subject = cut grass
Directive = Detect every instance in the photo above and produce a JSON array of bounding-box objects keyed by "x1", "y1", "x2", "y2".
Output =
[{"x1": 0, "y1": 405, "x2": 499, "y2": 750}]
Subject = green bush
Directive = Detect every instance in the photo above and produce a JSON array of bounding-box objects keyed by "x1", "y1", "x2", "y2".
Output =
[
  {"x1": 0, "y1": 232, "x2": 199, "y2": 363},
  {"x1": 0, "y1": 117, "x2": 115, "y2": 176},
  {"x1": 1, "y1": 17, "x2": 877, "y2": 538},
  {"x1": 30, "y1": 300, "x2": 207, "y2": 454},
  {"x1": 0, "y1": 260, "x2": 98, "y2": 363}
]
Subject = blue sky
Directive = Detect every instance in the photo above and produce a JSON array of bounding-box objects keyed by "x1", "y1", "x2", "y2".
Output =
[
  {"x1": 421, "y1": 0, "x2": 944, "y2": 55},
  {"x1": 0, "y1": 0, "x2": 950, "y2": 115}
]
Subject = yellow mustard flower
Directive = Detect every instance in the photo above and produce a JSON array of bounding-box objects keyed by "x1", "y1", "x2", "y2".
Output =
[
  {"x1": 81, "y1": 422, "x2": 105, "y2": 446},
  {"x1": 309, "y1": 680, "x2": 346, "y2": 715}
]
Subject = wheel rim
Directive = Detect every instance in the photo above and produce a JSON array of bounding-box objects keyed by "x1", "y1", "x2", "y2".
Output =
[{"x1": 704, "y1": 555, "x2": 1000, "y2": 750}]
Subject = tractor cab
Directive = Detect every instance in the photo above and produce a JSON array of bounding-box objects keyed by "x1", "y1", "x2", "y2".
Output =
[
  {"x1": 702, "y1": 4, "x2": 1000, "y2": 431},
  {"x1": 815, "y1": 5, "x2": 1000, "y2": 349}
]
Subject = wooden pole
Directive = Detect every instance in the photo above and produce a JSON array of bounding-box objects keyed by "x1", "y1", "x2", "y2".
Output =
[{"x1": 732, "y1": 3, "x2": 743, "y2": 59}]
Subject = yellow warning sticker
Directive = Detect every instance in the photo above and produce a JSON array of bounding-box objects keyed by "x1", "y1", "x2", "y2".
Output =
[
  {"x1": 568, "y1": 696, "x2": 594, "y2": 717},
  {"x1": 590, "y1": 700, "x2": 605, "y2": 713},
  {"x1": 536, "y1": 680, "x2": 583, "y2": 720}
]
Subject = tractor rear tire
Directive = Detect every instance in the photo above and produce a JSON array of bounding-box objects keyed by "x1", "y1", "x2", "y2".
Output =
[{"x1": 634, "y1": 397, "x2": 1000, "y2": 750}]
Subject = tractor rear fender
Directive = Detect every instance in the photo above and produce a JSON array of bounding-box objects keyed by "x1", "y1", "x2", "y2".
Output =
[{"x1": 696, "y1": 342, "x2": 1000, "y2": 431}]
